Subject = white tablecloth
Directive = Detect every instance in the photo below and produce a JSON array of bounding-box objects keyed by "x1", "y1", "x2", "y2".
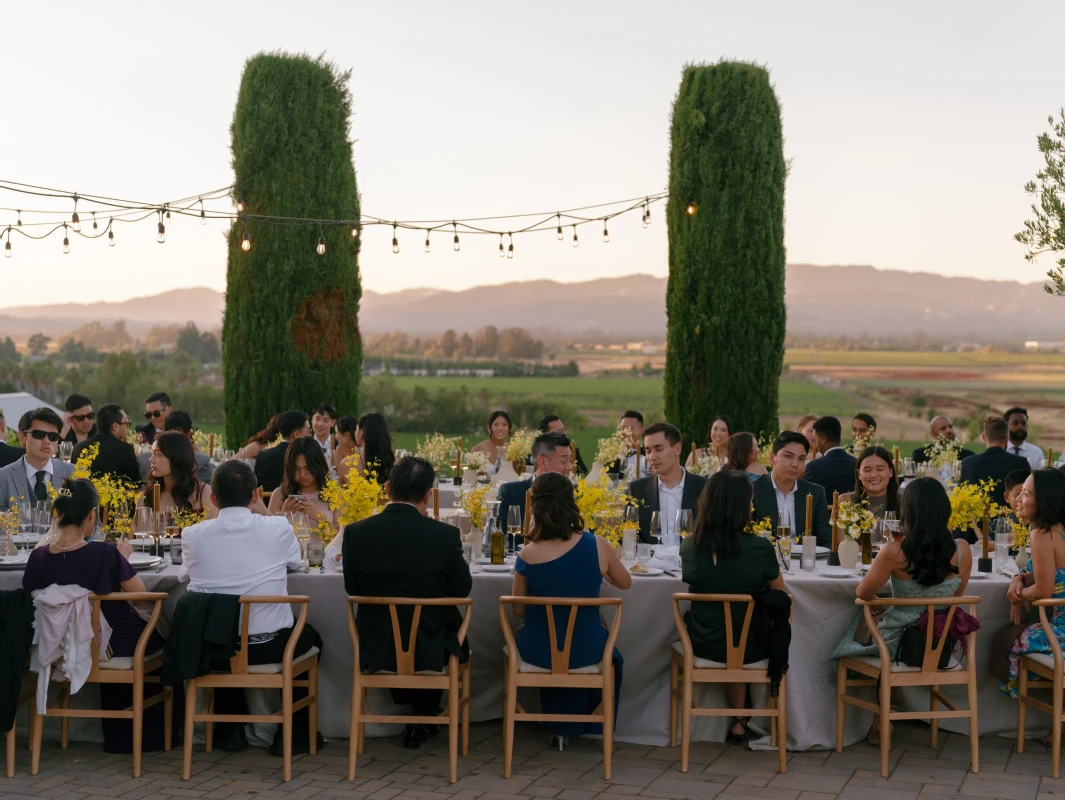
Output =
[{"x1": 0, "y1": 561, "x2": 1038, "y2": 749}]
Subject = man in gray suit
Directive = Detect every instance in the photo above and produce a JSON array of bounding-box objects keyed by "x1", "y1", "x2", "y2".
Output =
[{"x1": 0, "y1": 408, "x2": 75, "y2": 511}]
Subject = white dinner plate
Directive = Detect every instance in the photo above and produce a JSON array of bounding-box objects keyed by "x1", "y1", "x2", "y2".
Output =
[
  {"x1": 791, "y1": 546, "x2": 831, "y2": 558},
  {"x1": 968, "y1": 572, "x2": 990, "y2": 579},
  {"x1": 0, "y1": 555, "x2": 29, "y2": 570},
  {"x1": 819, "y1": 569, "x2": 854, "y2": 579},
  {"x1": 475, "y1": 556, "x2": 515, "y2": 565},
  {"x1": 630, "y1": 567, "x2": 665, "y2": 577},
  {"x1": 128, "y1": 553, "x2": 162, "y2": 569},
  {"x1": 480, "y1": 564, "x2": 513, "y2": 573}
]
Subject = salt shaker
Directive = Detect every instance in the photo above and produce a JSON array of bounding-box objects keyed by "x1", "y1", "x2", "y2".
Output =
[{"x1": 801, "y1": 535, "x2": 817, "y2": 571}]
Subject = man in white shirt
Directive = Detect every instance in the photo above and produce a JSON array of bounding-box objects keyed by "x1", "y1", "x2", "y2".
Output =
[
  {"x1": 752, "y1": 431, "x2": 832, "y2": 547},
  {"x1": 0, "y1": 408, "x2": 75, "y2": 511},
  {"x1": 1004, "y1": 407, "x2": 1045, "y2": 469},
  {"x1": 310, "y1": 402, "x2": 337, "y2": 468},
  {"x1": 179, "y1": 459, "x2": 322, "y2": 755},
  {"x1": 627, "y1": 423, "x2": 708, "y2": 543}
]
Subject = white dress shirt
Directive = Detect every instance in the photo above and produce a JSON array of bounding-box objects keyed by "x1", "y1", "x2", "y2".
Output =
[
  {"x1": 1008, "y1": 440, "x2": 1045, "y2": 470},
  {"x1": 770, "y1": 474, "x2": 798, "y2": 530},
  {"x1": 178, "y1": 506, "x2": 302, "y2": 635},
  {"x1": 315, "y1": 435, "x2": 333, "y2": 467},
  {"x1": 24, "y1": 457, "x2": 54, "y2": 498},
  {"x1": 657, "y1": 470, "x2": 686, "y2": 537}
]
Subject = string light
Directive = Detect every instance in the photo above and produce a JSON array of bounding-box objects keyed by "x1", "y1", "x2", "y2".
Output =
[
  {"x1": 452, "y1": 222, "x2": 460, "y2": 252},
  {"x1": 424, "y1": 231, "x2": 431, "y2": 253},
  {"x1": 572, "y1": 226, "x2": 579, "y2": 248},
  {"x1": 16, "y1": 211, "x2": 21, "y2": 226},
  {"x1": 91, "y1": 211, "x2": 98, "y2": 231},
  {"x1": 506, "y1": 232, "x2": 514, "y2": 259},
  {"x1": 686, "y1": 203, "x2": 696, "y2": 215},
  {"x1": 156, "y1": 211, "x2": 166, "y2": 244},
  {"x1": 392, "y1": 222, "x2": 399, "y2": 254},
  {"x1": 236, "y1": 194, "x2": 245, "y2": 213},
  {"x1": 556, "y1": 213, "x2": 563, "y2": 240},
  {"x1": 498, "y1": 233, "x2": 505, "y2": 257},
  {"x1": 642, "y1": 202, "x2": 650, "y2": 228},
  {"x1": 108, "y1": 219, "x2": 114, "y2": 247},
  {"x1": 240, "y1": 216, "x2": 251, "y2": 252},
  {"x1": 351, "y1": 225, "x2": 358, "y2": 238},
  {"x1": 165, "y1": 207, "x2": 171, "y2": 224},
  {"x1": 603, "y1": 221, "x2": 610, "y2": 243},
  {"x1": 4, "y1": 229, "x2": 10, "y2": 259},
  {"x1": 62, "y1": 223, "x2": 70, "y2": 254},
  {"x1": 200, "y1": 199, "x2": 206, "y2": 225},
  {"x1": 71, "y1": 195, "x2": 80, "y2": 232}
]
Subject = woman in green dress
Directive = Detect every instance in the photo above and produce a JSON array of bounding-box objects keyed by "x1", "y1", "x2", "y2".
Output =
[
  {"x1": 680, "y1": 470, "x2": 785, "y2": 743},
  {"x1": 830, "y1": 477, "x2": 971, "y2": 742}
]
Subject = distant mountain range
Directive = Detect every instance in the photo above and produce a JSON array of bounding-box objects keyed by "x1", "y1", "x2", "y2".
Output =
[{"x1": 1, "y1": 265, "x2": 1062, "y2": 343}]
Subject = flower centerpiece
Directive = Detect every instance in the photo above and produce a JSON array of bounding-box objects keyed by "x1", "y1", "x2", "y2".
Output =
[
  {"x1": 746, "y1": 516, "x2": 775, "y2": 539},
  {"x1": 574, "y1": 473, "x2": 634, "y2": 547},
  {"x1": 321, "y1": 473, "x2": 385, "y2": 528},
  {"x1": 836, "y1": 499, "x2": 876, "y2": 540},
  {"x1": 849, "y1": 429, "x2": 876, "y2": 457},
  {"x1": 464, "y1": 451, "x2": 489, "y2": 473},
  {"x1": 70, "y1": 443, "x2": 140, "y2": 537},
  {"x1": 172, "y1": 507, "x2": 207, "y2": 531},
  {"x1": 691, "y1": 451, "x2": 721, "y2": 478},
  {"x1": 504, "y1": 429, "x2": 535, "y2": 471},
  {"x1": 460, "y1": 482, "x2": 493, "y2": 530},
  {"x1": 947, "y1": 480, "x2": 1003, "y2": 534},
  {"x1": 1011, "y1": 518, "x2": 1030, "y2": 551},
  {"x1": 594, "y1": 424, "x2": 630, "y2": 467},
  {"x1": 416, "y1": 433, "x2": 460, "y2": 473},
  {"x1": 314, "y1": 518, "x2": 338, "y2": 547},
  {"x1": 1, "y1": 505, "x2": 20, "y2": 555},
  {"x1": 756, "y1": 434, "x2": 775, "y2": 468},
  {"x1": 927, "y1": 435, "x2": 962, "y2": 471}
]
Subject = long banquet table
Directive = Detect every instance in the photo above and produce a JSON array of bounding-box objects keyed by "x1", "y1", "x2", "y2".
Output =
[{"x1": 0, "y1": 561, "x2": 1042, "y2": 750}]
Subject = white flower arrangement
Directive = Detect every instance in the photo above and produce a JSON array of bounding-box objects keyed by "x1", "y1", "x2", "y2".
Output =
[
  {"x1": 416, "y1": 432, "x2": 459, "y2": 472},
  {"x1": 464, "y1": 451, "x2": 489, "y2": 471},
  {"x1": 927, "y1": 435, "x2": 962, "y2": 470},
  {"x1": 836, "y1": 499, "x2": 876, "y2": 539},
  {"x1": 504, "y1": 429, "x2": 536, "y2": 463},
  {"x1": 691, "y1": 451, "x2": 721, "y2": 478},
  {"x1": 595, "y1": 423, "x2": 630, "y2": 466}
]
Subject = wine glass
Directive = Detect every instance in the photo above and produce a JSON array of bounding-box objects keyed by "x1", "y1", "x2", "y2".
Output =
[
  {"x1": 648, "y1": 511, "x2": 662, "y2": 542},
  {"x1": 507, "y1": 505, "x2": 523, "y2": 553},
  {"x1": 674, "y1": 509, "x2": 693, "y2": 540},
  {"x1": 59, "y1": 442, "x2": 73, "y2": 462},
  {"x1": 636, "y1": 542, "x2": 652, "y2": 567}
]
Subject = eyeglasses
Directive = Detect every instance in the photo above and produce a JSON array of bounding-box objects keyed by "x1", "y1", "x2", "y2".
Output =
[
  {"x1": 144, "y1": 409, "x2": 167, "y2": 419},
  {"x1": 29, "y1": 430, "x2": 61, "y2": 442},
  {"x1": 71, "y1": 412, "x2": 94, "y2": 422},
  {"x1": 117, "y1": 419, "x2": 132, "y2": 427}
]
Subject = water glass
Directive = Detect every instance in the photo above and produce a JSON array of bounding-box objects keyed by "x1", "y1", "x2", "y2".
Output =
[
  {"x1": 636, "y1": 542, "x2": 652, "y2": 567},
  {"x1": 59, "y1": 442, "x2": 73, "y2": 462}
]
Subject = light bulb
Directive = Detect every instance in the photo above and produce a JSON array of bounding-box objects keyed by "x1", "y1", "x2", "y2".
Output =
[
  {"x1": 317, "y1": 236, "x2": 326, "y2": 255},
  {"x1": 686, "y1": 203, "x2": 696, "y2": 216},
  {"x1": 108, "y1": 228, "x2": 115, "y2": 247},
  {"x1": 237, "y1": 195, "x2": 245, "y2": 212},
  {"x1": 166, "y1": 209, "x2": 171, "y2": 223},
  {"x1": 602, "y1": 223, "x2": 609, "y2": 243},
  {"x1": 644, "y1": 205, "x2": 651, "y2": 226},
  {"x1": 572, "y1": 227, "x2": 579, "y2": 248},
  {"x1": 557, "y1": 224, "x2": 564, "y2": 240},
  {"x1": 200, "y1": 208, "x2": 207, "y2": 225},
  {"x1": 92, "y1": 214, "x2": 98, "y2": 231},
  {"x1": 241, "y1": 232, "x2": 251, "y2": 252},
  {"x1": 4, "y1": 240, "x2": 10, "y2": 258},
  {"x1": 506, "y1": 234, "x2": 514, "y2": 259},
  {"x1": 424, "y1": 234, "x2": 431, "y2": 253},
  {"x1": 157, "y1": 222, "x2": 166, "y2": 244},
  {"x1": 498, "y1": 235, "x2": 505, "y2": 257},
  {"x1": 351, "y1": 226, "x2": 358, "y2": 237},
  {"x1": 392, "y1": 237, "x2": 400, "y2": 253},
  {"x1": 71, "y1": 211, "x2": 80, "y2": 233},
  {"x1": 63, "y1": 235, "x2": 70, "y2": 254},
  {"x1": 16, "y1": 212, "x2": 22, "y2": 226}
]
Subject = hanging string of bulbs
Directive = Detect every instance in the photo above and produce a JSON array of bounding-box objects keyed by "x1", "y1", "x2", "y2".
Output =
[{"x1": 0, "y1": 177, "x2": 673, "y2": 260}]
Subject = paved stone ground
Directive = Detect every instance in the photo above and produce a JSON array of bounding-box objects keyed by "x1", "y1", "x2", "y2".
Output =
[{"x1": 4, "y1": 722, "x2": 1065, "y2": 800}]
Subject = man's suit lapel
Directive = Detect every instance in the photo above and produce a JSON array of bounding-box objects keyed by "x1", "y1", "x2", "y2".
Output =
[
  {"x1": 13, "y1": 457, "x2": 32, "y2": 503},
  {"x1": 680, "y1": 475, "x2": 701, "y2": 510},
  {"x1": 756, "y1": 477, "x2": 778, "y2": 528},
  {"x1": 643, "y1": 478, "x2": 660, "y2": 511}
]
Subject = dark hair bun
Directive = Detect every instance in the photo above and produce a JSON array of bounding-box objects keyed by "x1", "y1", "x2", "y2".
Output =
[{"x1": 53, "y1": 479, "x2": 100, "y2": 528}]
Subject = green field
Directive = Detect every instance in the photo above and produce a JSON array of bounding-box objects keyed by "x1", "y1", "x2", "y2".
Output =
[{"x1": 784, "y1": 349, "x2": 1065, "y2": 367}]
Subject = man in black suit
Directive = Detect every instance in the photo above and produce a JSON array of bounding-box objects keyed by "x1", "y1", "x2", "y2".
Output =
[
  {"x1": 71, "y1": 403, "x2": 141, "y2": 487},
  {"x1": 0, "y1": 411, "x2": 24, "y2": 468},
  {"x1": 538, "y1": 415, "x2": 588, "y2": 475},
  {"x1": 803, "y1": 416, "x2": 857, "y2": 497},
  {"x1": 343, "y1": 456, "x2": 472, "y2": 750},
  {"x1": 912, "y1": 415, "x2": 975, "y2": 464},
  {"x1": 253, "y1": 410, "x2": 311, "y2": 492},
  {"x1": 627, "y1": 422, "x2": 707, "y2": 543},
  {"x1": 60, "y1": 393, "x2": 98, "y2": 446},
  {"x1": 606, "y1": 410, "x2": 648, "y2": 478},
  {"x1": 496, "y1": 431, "x2": 573, "y2": 530},
  {"x1": 753, "y1": 431, "x2": 832, "y2": 547},
  {"x1": 960, "y1": 415, "x2": 1030, "y2": 518}
]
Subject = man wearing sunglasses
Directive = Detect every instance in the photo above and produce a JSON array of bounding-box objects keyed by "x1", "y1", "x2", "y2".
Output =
[
  {"x1": 61, "y1": 393, "x2": 98, "y2": 445},
  {"x1": 141, "y1": 392, "x2": 172, "y2": 445},
  {"x1": 0, "y1": 408, "x2": 75, "y2": 512},
  {"x1": 71, "y1": 403, "x2": 141, "y2": 488}
]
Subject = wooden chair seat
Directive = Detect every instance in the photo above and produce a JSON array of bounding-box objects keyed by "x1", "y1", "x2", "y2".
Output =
[
  {"x1": 1016, "y1": 599, "x2": 1065, "y2": 777},
  {"x1": 99, "y1": 649, "x2": 165, "y2": 671},
  {"x1": 1023, "y1": 652, "x2": 1057, "y2": 671},
  {"x1": 669, "y1": 641, "x2": 768, "y2": 671},
  {"x1": 245, "y1": 646, "x2": 320, "y2": 674},
  {"x1": 847, "y1": 653, "x2": 964, "y2": 675},
  {"x1": 502, "y1": 645, "x2": 603, "y2": 674}
]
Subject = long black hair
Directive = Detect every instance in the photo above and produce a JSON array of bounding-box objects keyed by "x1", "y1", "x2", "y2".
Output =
[
  {"x1": 148, "y1": 431, "x2": 202, "y2": 511},
  {"x1": 357, "y1": 412, "x2": 395, "y2": 484},
  {"x1": 529, "y1": 472, "x2": 585, "y2": 542},
  {"x1": 853, "y1": 445, "x2": 900, "y2": 514},
  {"x1": 281, "y1": 436, "x2": 330, "y2": 499},
  {"x1": 726, "y1": 432, "x2": 757, "y2": 471},
  {"x1": 1030, "y1": 468, "x2": 1065, "y2": 530},
  {"x1": 691, "y1": 470, "x2": 754, "y2": 560},
  {"x1": 899, "y1": 477, "x2": 959, "y2": 587},
  {"x1": 53, "y1": 478, "x2": 99, "y2": 528}
]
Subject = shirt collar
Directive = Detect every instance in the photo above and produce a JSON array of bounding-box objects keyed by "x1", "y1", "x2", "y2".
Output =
[
  {"x1": 215, "y1": 506, "x2": 253, "y2": 521},
  {"x1": 823, "y1": 446, "x2": 845, "y2": 455},
  {"x1": 24, "y1": 457, "x2": 53, "y2": 482},
  {"x1": 770, "y1": 474, "x2": 796, "y2": 497},
  {"x1": 657, "y1": 468, "x2": 686, "y2": 493}
]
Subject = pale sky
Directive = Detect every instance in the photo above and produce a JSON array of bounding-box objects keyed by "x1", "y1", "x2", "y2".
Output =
[{"x1": 1, "y1": 0, "x2": 1062, "y2": 307}]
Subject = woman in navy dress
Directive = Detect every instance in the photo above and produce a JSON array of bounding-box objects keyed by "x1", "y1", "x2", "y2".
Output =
[{"x1": 512, "y1": 472, "x2": 632, "y2": 746}]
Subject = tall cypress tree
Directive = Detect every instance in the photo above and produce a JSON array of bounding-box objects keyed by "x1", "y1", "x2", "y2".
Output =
[
  {"x1": 664, "y1": 62, "x2": 786, "y2": 445},
  {"x1": 223, "y1": 53, "x2": 362, "y2": 447}
]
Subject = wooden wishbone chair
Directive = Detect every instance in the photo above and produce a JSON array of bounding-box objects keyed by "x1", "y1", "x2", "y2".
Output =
[
  {"x1": 30, "y1": 592, "x2": 172, "y2": 778},
  {"x1": 836, "y1": 596, "x2": 980, "y2": 778},
  {"x1": 182, "y1": 596, "x2": 319, "y2": 782},
  {"x1": 498, "y1": 596, "x2": 622, "y2": 780},
  {"x1": 346, "y1": 597, "x2": 473, "y2": 784},
  {"x1": 5, "y1": 671, "x2": 35, "y2": 777},
  {"x1": 669, "y1": 593, "x2": 788, "y2": 774},
  {"x1": 1016, "y1": 598, "x2": 1065, "y2": 777}
]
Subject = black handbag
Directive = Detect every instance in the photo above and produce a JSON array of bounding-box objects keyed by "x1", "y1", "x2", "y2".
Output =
[{"x1": 894, "y1": 623, "x2": 954, "y2": 669}]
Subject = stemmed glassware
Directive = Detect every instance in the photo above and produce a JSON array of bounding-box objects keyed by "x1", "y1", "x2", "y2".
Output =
[{"x1": 507, "y1": 505, "x2": 523, "y2": 555}]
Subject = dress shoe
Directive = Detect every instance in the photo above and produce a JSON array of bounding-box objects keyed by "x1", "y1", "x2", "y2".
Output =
[
  {"x1": 213, "y1": 729, "x2": 249, "y2": 752},
  {"x1": 402, "y1": 725, "x2": 429, "y2": 749},
  {"x1": 270, "y1": 731, "x2": 324, "y2": 757}
]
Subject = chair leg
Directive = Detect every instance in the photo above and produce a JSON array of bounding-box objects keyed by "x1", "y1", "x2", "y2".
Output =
[
  {"x1": 777, "y1": 677, "x2": 787, "y2": 775},
  {"x1": 769, "y1": 695, "x2": 777, "y2": 749},
  {"x1": 358, "y1": 695, "x2": 370, "y2": 755},
  {"x1": 204, "y1": 689, "x2": 214, "y2": 753},
  {"x1": 602, "y1": 673, "x2": 614, "y2": 781},
  {"x1": 6, "y1": 725, "x2": 14, "y2": 778},
  {"x1": 835, "y1": 663, "x2": 846, "y2": 753},
  {"x1": 879, "y1": 673, "x2": 891, "y2": 779},
  {"x1": 60, "y1": 690, "x2": 70, "y2": 749},
  {"x1": 132, "y1": 678, "x2": 145, "y2": 778},
  {"x1": 461, "y1": 667, "x2": 471, "y2": 757},
  {"x1": 967, "y1": 669, "x2": 980, "y2": 775},
  {"x1": 930, "y1": 685, "x2": 939, "y2": 750},
  {"x1": 282, "y1": 678, "x2": 293, "y2": 783},
  {"x1": 1018, "y1": 660, "x2": 1029, "y2": 754},
  {"x1": 164, "y1": 687, "x2": 173, "y2": 752},
  {"x1": 680, "y1": 669, "x2": 692, "y2": 773},
  {"x1": 30, "y1": 699, "x2": 43, "y2": 776},
  {"x1": 308, "y1": 662, "x2": 318, "y2": 756},
  {"x1": 448, "y1": 665, "x2": 459, "y2": 784},
  {"x1": 669, "y1": 658, "x2": 678, "y2": 749},
  {"x1": 347, "y1": 670, "x2": 360, "y2": 782},
  {"x1": 183, "y1": 680, "x2": 197, "y2": 781},
  {"x1": 503, "y1": 666, "x2": 517, "y2": 779}
]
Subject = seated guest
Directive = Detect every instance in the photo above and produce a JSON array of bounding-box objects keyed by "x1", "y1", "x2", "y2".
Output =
[
  {"x1": 498, "y1": 431, "x2": 573, "y2": 531},
  {"x1": 803, "y1": 416, "x2": 857, "y2": 497},
  {"x1": 538, "y1": 415, "x2": 588, "y2": 475},
  {"x1": 253, "y1": 410, "x2": 311, "y2": 493},
  {"x1": 607, "y1": 410, "x2": 647, "y2": 477},
  {"x1": 752, "y1": 431, "x2": 831, "y2": 547},
  {"x1": 267, "y1": 437, "x2": 335, "y2": 523},
  {"x1": 0, "y1": 411, "x2": 25, "y2": 468},
  {"x1": 61, "y1": 393, "x2": 97, "y2": 444},
  {"x1": 1005, "y1": 407, "x2": 1046, "y2": 469},
  {"x1": 234, "y1": 414, "x2": 281, "y2": 461},
  {"x1": 959, "y1": 416, "x2": 1029, "y2": 511},
  {"x1": 470, "y1": 410, "x2": 512, "y2": 463},
  {"x1": 136, "y1": 410, "x2": 214, "y2": 485},
  {"x1": 627, "y1": 423, "x2": 708, "y2": 543},
  {"x1": 797, "y1": 413, "x2": 819, "y2": 457},
  {"x1": 685, "y1": 414, "x2": 733, "y2": 469},
  {"x1": 334, "y1": 415, "x2": 358, "y2": 484},
  {"x1": 342, "y1": 456, "x2": 472, "y2": 749},
  {"x1": 514, "y1": 472, "x2": 631, "y2": 747},
  {"x1": 352, "y1": 412, "x2": 395, "y2": 484},
  {"x1": 142, "y1": 392, "x2": 173, "y2": 446},
  {"x1": 1004, "y1": 467, "x2": 1032, "y2": 516},
  {"x1": 726, "y1": 432, "x2": 767, "y2": 479},
  {"x1": 179, "y1": 460, "x2": 321, "y2": 755},
  {"x1": 137, "y1": 432, "x2": 216, "y2": 519},
  {"x1": 851, "y1": 413, "x2": 877, "y2": 445},
  {"x1": 0, "y1": 408, "x2": 75, "y2": 511},
  {"x1": 72, "y1": 404, "x2": 141, "y2": 488},
  {"x1": 831, "y1": 477, "x2": 971, "y2": 743},
  {"x1": 310, "y1": 402, "x2": 338, "y2": 468},
  {"x1": 840, "y1": 446, "x2": 900, "y2": 522},
  {"x1": 912, "y1": 415, "x2": 975, "y2": 464},
  {"x1": 24, "y1": 478, "x2": 172, "y2": 753},
  {"x1": 681, "y1": 470, "x2": 785, "y2": 744}
]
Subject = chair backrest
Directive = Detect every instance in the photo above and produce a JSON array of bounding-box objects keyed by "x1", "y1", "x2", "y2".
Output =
[
  {"x1": 347, "y1": 596, "x2": 473, "y2": 676},
  {"x1": 498, "y1": 596, "x2": 622, "y2": 674},
  {"x1": 227, "y1": 595, "x2": 311, "y2": 674},
  {"x1": 86, "y1": 592, "x2": 167, "y2": 674},
  {"x1": 1035, "y1": 599, "x2": 1065, "y2": 666},
  {"x1": 858, "y1": 596, "x2": 981, "y2": 672},
  {"x1": 671, "y1": 593, "x2": 759, "y2": 670}
]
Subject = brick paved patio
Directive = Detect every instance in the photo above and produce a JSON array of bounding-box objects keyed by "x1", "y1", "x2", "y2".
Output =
[{"x1": 4, "y1": 722, "x2": 1065, "y2": 800}]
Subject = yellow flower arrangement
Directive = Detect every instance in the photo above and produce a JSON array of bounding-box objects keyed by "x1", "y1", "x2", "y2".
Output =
[
  {"x1": 68, "y1": 443, "x2": 139, "y2": 535},
  {"x1": 574, "y1": 473, "x2": 635, "y2": 546},
  {"x1": 314, "y1": 518, "x2": 338, "y2": 546},
  {"x1": 947, "y1": 479, "x2": 1004, "y2": 534},
  {"x1": 172, "y1": 507, "x2": 207, "y2": 531},
  {"x1": 1012, "y1": 518, "x2": 1030, "y2": 550},
  {"x1": 416, "y1": 433, "x2": 460, "y2": 472},
  {"x1": 1, "y1": 505, "x2": 19, "y2": 536},
  {"x1": 848, "y1": 430, "x2": 878, "y2": 457},
  {"x1": 837, "y1": 499, "x2": 877, "y2": 540},
  {"x1": 71, "y1": 443, "x2": 98, "y2": 480},
  {"x1": 321, "y1": 473, "x2": 385, "y2": 528},
  {"x1": 927, "y1": 436, "x2": 963, "y2": 470},
  {"x1": 504, "y1": 429, "x2": 536, "y2": 463},
  {"x1": 746, "y1": 516, "x2": 774, "y2": 538},
  {"x1": 595, "y1": 423, "x2": 630, "y2": 466},
  {"x1": 756, "y1": 434, "x2": 775, "y2": 468},
  {"x1": 460, "y1": 482, "x2": 493, "y2": 530}
]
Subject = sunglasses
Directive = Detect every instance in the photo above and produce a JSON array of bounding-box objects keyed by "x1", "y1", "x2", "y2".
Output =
[
  {"x1": 29, "y1": 430, "x2": 61, "y2": 442},
  {"x1": 71, "y1": 412, "x2": 94, "y2": 422},
  {"x1": 144, "y1": 409, "x2": 167, "y2": 419}
]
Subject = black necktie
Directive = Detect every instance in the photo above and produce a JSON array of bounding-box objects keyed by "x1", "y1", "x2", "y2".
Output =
[
  {"x1": 34, "y1": 471, "x2": 48, "y2": 503},
  {"x1": 1014, "y1": 446, "x2": 1022, "y2": 456}
]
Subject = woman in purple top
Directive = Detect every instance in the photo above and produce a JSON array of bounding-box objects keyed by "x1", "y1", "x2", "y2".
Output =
[{"x1": 23, "y1": 479, "x2": 171, "y2": 753}]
